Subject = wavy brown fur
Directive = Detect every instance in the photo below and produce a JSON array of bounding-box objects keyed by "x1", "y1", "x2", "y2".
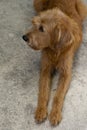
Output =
[{"x1": 23, "y1": 0, "x2": 87, "y2": 126}]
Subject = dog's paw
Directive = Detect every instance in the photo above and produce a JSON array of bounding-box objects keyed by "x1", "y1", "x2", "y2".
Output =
[
  {"x1": 35, "y1": 107, "x2": 47, "y2": 123},
  {"x1": 49, "y1": 109, "x2": 62, "y2": 126}
]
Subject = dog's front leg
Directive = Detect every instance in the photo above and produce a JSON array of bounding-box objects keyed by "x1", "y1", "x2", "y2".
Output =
[
  {"x1": 49, "y1": 58, "x2": 73, "y2": 125},
  {"x1": 35, "y1": 55, "x2": 52, "y2": 123}
]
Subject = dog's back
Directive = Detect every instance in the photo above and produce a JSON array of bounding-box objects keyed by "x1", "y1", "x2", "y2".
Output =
[
  {"x1": 34, "y1": 0, "x2": 87, "y2": 25},
  {"x1": 48, "y1": 0, "x2": 87, "y2": 24}
]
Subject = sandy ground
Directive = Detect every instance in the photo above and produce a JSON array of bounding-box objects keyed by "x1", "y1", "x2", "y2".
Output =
[{"x1": 0, "y1": 0, "x2": 87, "y2": 130}]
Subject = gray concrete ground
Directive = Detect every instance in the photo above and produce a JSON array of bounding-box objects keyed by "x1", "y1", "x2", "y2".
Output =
[{"x1": 0, "y1": 0, "x2": 87, "y2": 130}]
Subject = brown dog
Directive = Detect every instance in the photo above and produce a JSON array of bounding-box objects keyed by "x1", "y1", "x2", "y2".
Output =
[{"x1": 22, "y1": 0, "x2": 87, "y2": 126}]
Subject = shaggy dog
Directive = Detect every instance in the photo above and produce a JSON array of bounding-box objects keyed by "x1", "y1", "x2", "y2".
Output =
[{"x1": 22, "y1": 0, "x2": 87, "y2": 126}]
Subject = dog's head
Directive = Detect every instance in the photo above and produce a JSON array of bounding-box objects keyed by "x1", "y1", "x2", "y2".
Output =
[{"x1": 22, "y1": 8, "x2": 76, "y2": 50}]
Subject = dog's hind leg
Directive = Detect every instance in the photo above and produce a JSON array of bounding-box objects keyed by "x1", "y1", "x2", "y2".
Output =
[{"x1": 75, "y1": 0, "x2": 87, "y2": 21}]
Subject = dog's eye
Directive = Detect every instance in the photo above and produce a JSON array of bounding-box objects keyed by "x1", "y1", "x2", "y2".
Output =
[{"x1": 39, "y1": 26, "x2": 44, "y2": 32}]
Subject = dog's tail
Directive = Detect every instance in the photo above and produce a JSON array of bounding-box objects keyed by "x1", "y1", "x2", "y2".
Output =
[{"x1": 76, "y1": 0, "x2": 87, "y2": 21}]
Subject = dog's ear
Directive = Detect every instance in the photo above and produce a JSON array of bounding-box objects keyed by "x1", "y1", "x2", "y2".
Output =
[{"x1": 54, "y1": 25, "x2": 74, "y2": 49}]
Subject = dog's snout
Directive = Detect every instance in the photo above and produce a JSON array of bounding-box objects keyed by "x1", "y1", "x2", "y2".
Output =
[{"x1": 22, "y1": 35, "x2": 29, "y2": 42}]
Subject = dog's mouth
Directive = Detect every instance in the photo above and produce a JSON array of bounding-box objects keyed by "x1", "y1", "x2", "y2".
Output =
[
  {"x1": 28, "y1": 42, "x2": 40, "y2": 50},
  {"x1": 22, "y1": 35, "x2": 40, "y2": 50}
]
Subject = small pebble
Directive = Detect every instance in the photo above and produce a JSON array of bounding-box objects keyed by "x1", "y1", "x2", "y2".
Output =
[{"x1": 8, "y1": 33, "x2": 14, "y2": 38}]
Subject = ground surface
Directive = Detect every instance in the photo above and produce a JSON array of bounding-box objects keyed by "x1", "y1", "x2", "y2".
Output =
[{"x1": 0, "y1": 0, "x2": 87, "y2": 130}]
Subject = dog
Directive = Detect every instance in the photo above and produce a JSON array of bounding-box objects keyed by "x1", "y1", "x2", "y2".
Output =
[{"x1": 22, "y1": 0, "x2": 87, "y2": 126}]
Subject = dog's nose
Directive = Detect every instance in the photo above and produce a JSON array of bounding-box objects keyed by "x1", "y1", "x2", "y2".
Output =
[{"x1": 22, "y1": 35, "x2": 29, "y2": 42}]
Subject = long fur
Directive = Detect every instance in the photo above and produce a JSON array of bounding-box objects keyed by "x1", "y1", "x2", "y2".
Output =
[{"x1": 23, "y1": 0, "x2": 87, "y2": 126}]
